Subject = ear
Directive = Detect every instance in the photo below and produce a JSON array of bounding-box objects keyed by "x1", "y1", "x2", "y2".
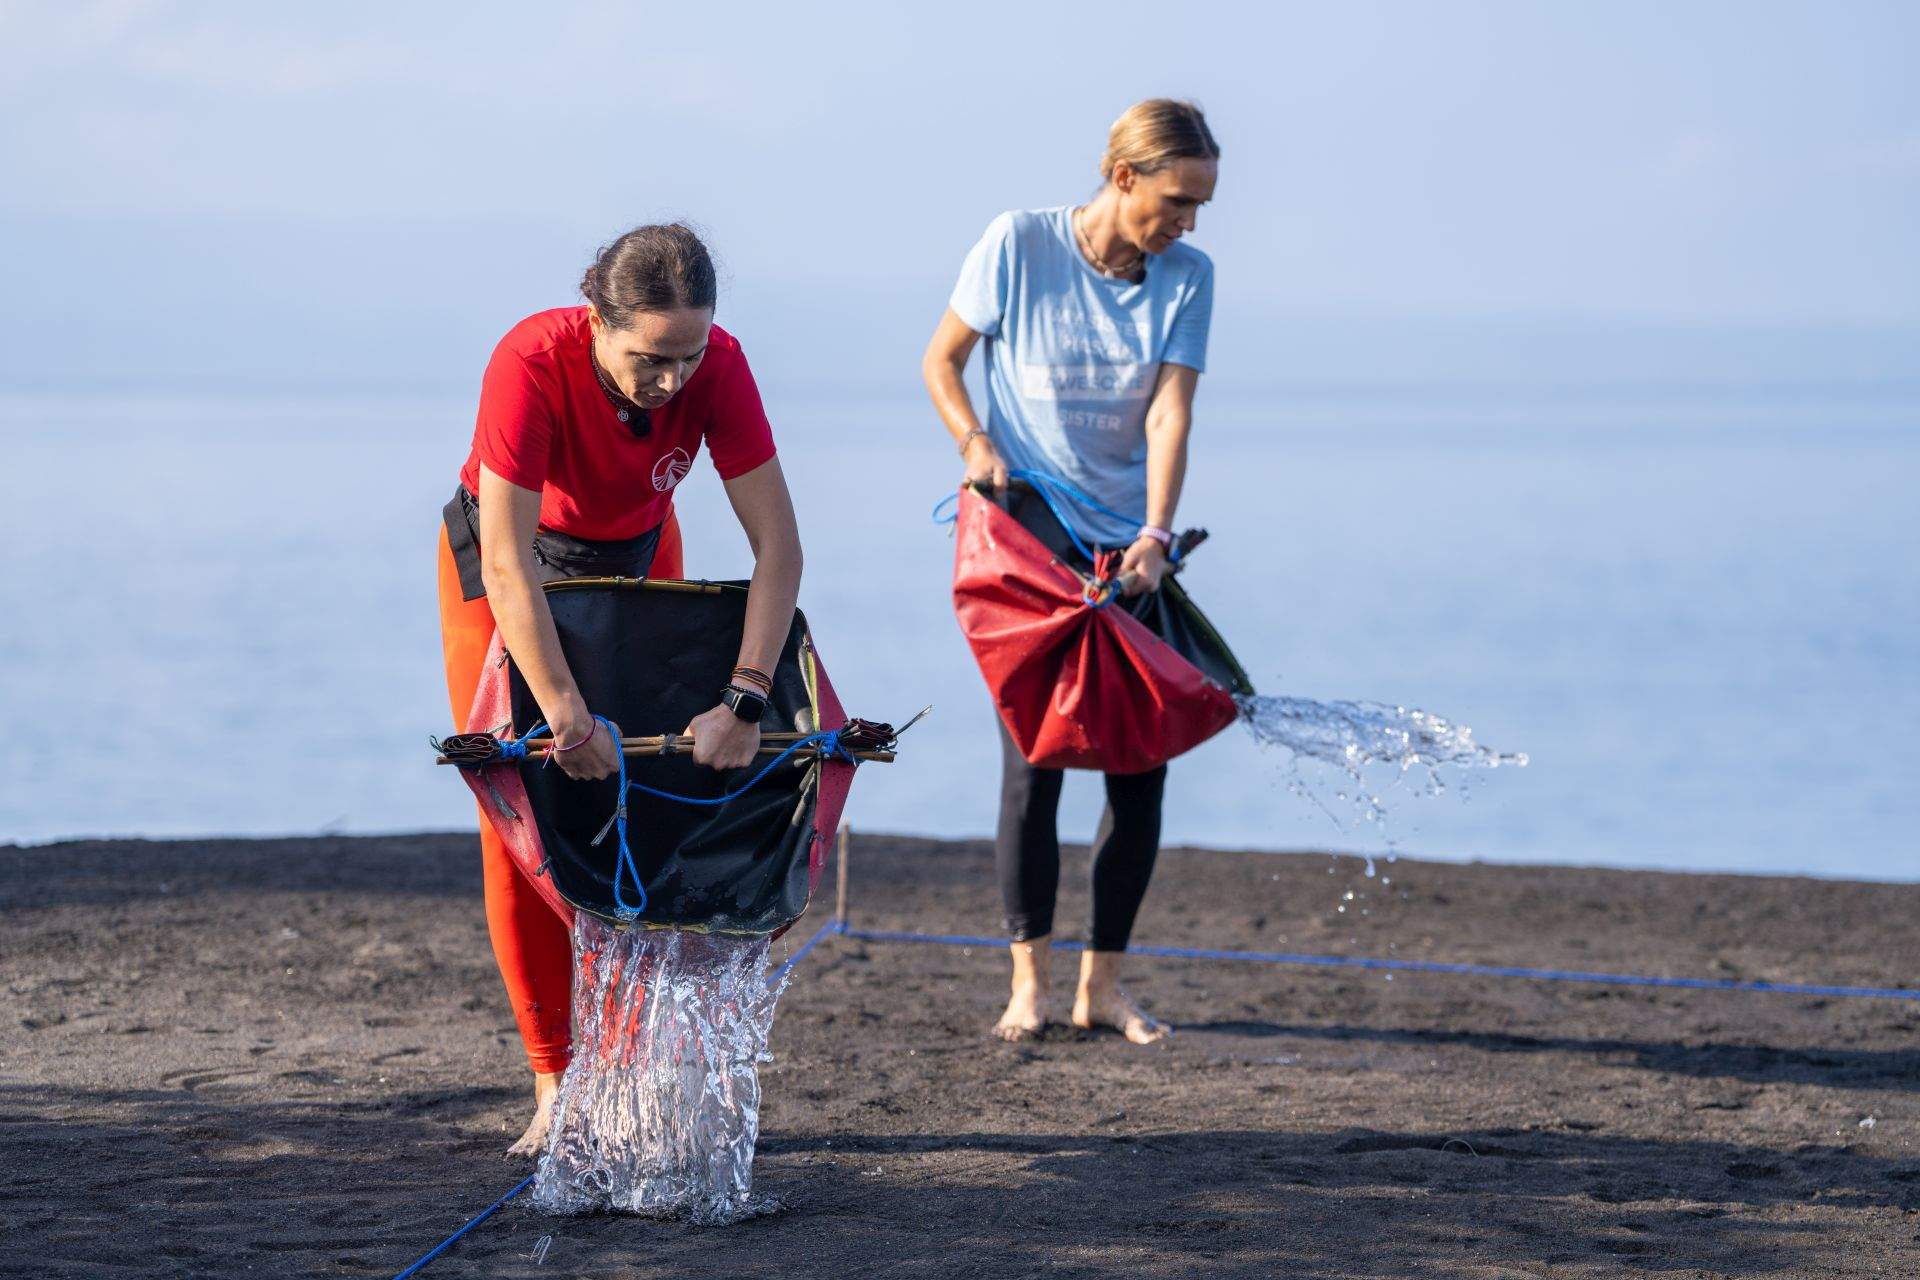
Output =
[
  {"x1": 586, "y1": 305, "x2": 604, "y2": 334},
  {"x1": 1111, "y1": 160, "x2": 1135, "y2": 194}
]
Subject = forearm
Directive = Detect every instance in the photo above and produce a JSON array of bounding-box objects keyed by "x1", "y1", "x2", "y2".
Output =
[
  {"x1": 1141, "y1": 407, "x2": 1191, "y2": 531},
  {"x1": 481, "y1": 551, "x2": 591, "y2": 738},
  {"x1": 923, "y1": 311, "x2": 988, "y2": 451},
  {"x1": 735, "y1": 533, "x2": 803, "y2": 680},
  {"x1": 923, "y1": 354, "x2": 984, "y2": 447}
]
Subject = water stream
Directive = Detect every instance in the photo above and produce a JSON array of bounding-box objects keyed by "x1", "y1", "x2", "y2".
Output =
[
  {"x1": 533, "y1": 919, "x2": 786, "y2": 1222},
  {"x1": 1235, "y1": 693, "x2": 1529, "y2": 878}
]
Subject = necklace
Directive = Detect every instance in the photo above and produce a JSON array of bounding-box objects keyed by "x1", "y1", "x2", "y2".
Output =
[
  {"x1": 1073, "y1": 206, "x2": 1143, "y2": 281},
  {"x1": 589, "y1": 349, "x2": 635, "y2": 422},
  {"x1": 589, "y1": 348, "x2": 652, "y2": 438}
]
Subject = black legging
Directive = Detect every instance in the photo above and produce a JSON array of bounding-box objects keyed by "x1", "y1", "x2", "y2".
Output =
[{"x1": 995, "y1": 719, "x2": 1167, "y2": 952}]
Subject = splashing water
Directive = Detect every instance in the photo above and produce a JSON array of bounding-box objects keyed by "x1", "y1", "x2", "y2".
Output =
[
  {"x1": 532, "y1": 917, "x2": 786, "y2": 1223},
  {"x1": 1235, "y1": 693, "x2": 1528, "y2": 871}
]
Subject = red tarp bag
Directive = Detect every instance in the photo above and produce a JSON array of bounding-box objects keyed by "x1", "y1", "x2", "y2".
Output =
[{"x1": 950, "y1": 484, "x2": 1248, "y2": 775}]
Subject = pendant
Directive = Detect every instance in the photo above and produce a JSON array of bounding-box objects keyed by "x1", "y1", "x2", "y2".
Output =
[{"x1": 616, "y1": 408, "x2": 630, "y2": 423}]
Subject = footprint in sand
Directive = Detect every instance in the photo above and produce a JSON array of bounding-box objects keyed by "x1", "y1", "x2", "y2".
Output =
[
  {"x1": 371, "y1": 1047, "x2": 426, "y2": 1065},
  {"x1": 159, "y1": 1067, "x2": 267, "y2": 1094},
  {"x1": 275, "y1": 1069, "x2": 343, "y2": 1087}
]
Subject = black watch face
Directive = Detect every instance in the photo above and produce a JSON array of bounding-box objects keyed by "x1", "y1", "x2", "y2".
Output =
[{"x1": 725, "y1": 687, "x2": 767, "y2": 723}]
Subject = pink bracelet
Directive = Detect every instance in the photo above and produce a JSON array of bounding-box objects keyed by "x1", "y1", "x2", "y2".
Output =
[
  {"x1": 550, "y1": 722, "x2": 598, "y2": 755},
  {"x1": 1137, "y1": 525, "x2": 1174, "y2": 547}
]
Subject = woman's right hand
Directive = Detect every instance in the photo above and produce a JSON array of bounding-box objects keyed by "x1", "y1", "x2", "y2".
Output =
[
  {"x1": 963, "y1": 432, "x2": 1009, "y2": 493},
  {"x1": 549, "y1": 715, "x2": 622, "y2": 781}
]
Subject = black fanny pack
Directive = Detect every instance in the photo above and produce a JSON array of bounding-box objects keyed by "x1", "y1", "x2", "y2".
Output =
[{"x1": 442, "y1": 485, "x2": 662, "y2": 601}]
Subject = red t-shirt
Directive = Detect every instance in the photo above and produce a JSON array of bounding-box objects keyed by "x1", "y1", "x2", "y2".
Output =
[{"x1": 458, "y1": 307, "x2": 776, "y2": 541}]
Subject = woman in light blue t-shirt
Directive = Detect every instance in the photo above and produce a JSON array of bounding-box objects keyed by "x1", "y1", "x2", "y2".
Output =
[{"x1": 922, "y1": 99, "x2": 1220, "y2": 1045}]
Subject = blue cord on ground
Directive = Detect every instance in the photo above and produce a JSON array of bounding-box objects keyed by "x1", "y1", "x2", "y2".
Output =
[
  {"x1": 389, "y1": 912, "x2": 1915, "y2": 1276},
  {"x1": 391, "y1": 1173, "x2": 536, "y2": 1280},
  {"x1": 839, "y1": 927, "x2": 1920, "y2": 1002}
]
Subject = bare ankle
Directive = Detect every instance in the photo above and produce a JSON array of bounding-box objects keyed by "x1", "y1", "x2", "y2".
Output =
[{"x1": 1008, "y1": 936, "x2": 1052, "y2": 989}]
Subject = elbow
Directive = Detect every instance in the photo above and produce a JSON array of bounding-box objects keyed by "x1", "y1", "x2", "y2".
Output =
[
  {"x1": 921, "y1": 345, "x2": 961, "y2": 394},
  {"x1": 748, "y1": 525, "x2": 804, "y2": 582},
  {"x1": 1145, "y1": 410, "x2": 1192, "y2": 443},
  {"x1": 479, "y1": 548, "x2": 525, "y2": 600}
]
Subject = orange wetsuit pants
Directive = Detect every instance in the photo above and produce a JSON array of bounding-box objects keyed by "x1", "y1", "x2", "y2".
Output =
[{"x1": 434, "y1": 512, "x2": 684, "y2": 1075}]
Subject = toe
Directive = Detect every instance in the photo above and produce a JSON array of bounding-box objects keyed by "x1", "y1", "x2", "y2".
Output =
[{"x1": 1124, "y1": 1018, "x2": 1169, "y2": 1045}]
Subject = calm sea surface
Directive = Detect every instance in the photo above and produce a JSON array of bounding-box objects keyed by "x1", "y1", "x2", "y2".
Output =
[{"x1": 4, "y1": 388, "x2": 1915, "y2": 880}]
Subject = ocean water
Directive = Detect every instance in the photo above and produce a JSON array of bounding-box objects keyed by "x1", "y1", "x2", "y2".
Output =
[{"x1": 2, "y1": 388, "x2": 1915, "y2": 880}]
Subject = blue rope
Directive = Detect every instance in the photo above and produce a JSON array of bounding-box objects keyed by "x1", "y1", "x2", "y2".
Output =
[
  {"x1": 494, "y1": 721, "x2": 544, "y2": 762},
  {"x1": 838, "y1": 927, "x2": 1920, "y2": 1003},
  {"x1": 771, "y1": 918, "x2": 842, "y2": 985},
  {"x1": 599, "y1": 716, "x2": 647, "y2": 917},
  {"x1": 390, "y1": 1173, "x2": 536, "y2": 1279},
  {"x1": 1006, "y1": 467, "x2": 1138, "y2": 551},
  {"x1": 479, "y1": 721, "x2": 854, "y2": 921},
  {"x1": 607, "y1": 728, "x2": 847, "y2": 918},
  {"x1": 625, "y1": 730, "x2": 848, "y2": 807}
]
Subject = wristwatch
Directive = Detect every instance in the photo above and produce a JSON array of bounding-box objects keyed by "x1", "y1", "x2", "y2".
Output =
[{"x1": 720, "y1": 685, "x2": 768, "y2": 725}]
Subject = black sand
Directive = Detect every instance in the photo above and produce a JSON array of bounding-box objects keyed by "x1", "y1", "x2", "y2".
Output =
[{"x1": 3, "y1": 833, "x2": 1917, "y2": 1277}]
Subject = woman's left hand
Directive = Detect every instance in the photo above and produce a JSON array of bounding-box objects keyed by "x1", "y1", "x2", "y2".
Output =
[
  {"x1": 686, "y1": 705, "x2": 763, "y2": 770},
  {"x1": 1118, "y1": 536, "x2": 1169, "y2": 596}
]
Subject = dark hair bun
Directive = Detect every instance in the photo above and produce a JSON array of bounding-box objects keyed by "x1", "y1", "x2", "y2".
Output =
[{"x1": 580, "y1": 224, "x2": 717, "y2": 329}]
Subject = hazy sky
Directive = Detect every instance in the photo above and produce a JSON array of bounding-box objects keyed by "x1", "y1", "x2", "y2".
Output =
[{"x1": 2, "y1": 1, "x2": 1915, "y2": 392}]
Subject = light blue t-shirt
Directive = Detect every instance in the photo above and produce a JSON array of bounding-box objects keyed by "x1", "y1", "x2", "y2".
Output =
[{"x1": 949, "y1": 205, "x2": 1213, "y2": 546}]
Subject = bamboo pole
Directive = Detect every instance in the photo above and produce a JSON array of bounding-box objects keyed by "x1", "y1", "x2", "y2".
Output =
[
  {"x1": 436, "y1": 746, "x2": 894, "y2": 767},
  {"x1": 834, "y1": 823, "x2": 851, "y2": 930},
  {"x1": 517, "y1": 731, "x2": 828, "y2": 753}
]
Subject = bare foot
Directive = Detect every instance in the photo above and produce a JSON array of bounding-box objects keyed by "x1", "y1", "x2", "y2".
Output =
[
  {"x1": 507, "y1": 1069, "x2": 563, "y2": 1157},
  {"x1": 1071, "y1": 984, "x2": 1170, "y2": 1044},
  {"x1": 1073, "y1": 950, "x2": 1170, "y2": 1045},
  {"x1": 994, "y1": 937, "x2": 1052, "y2": 1041}
]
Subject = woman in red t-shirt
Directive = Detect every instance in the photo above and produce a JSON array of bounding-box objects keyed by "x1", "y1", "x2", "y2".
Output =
[{"x1": 436, "y1": 224, "x2": 803, "y2": 1156}]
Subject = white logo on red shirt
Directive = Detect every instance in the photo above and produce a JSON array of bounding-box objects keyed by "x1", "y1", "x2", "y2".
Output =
[{"x1": 651, "y1": 447, "x2": 693, "y2": 492}]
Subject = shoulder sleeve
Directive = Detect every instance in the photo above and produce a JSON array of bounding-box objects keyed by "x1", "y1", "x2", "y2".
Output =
[
  {"x1": 947, "y1": 211, "x2": 1018, "y2": 337},
  {"x1": 1162, "y1": 254, "x2": 1214, "y2": 374},
  {"x1": 703, "y1": 343, "x2": 777, "y2": 480},
  {"x1": 472, "y1": 336, "x2": 558, "y2": 492}
]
